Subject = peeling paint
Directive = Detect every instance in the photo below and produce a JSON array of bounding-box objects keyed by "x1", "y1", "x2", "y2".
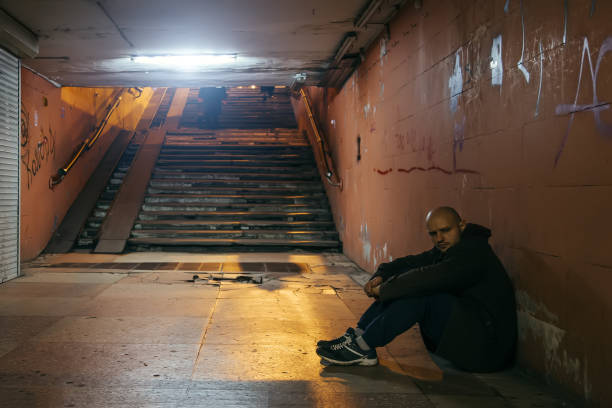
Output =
[
  {"x1": 516, "y1": 290, "x2": 559, "y2": 323},
  {"x1": 518, "y1": 294, "x2": 592, "y2": 396},
  {"x1": 380, "y1": 37, "x2": 387, "y2": 64},
  {"x1": 361, "y1": 223, "x2": 372, "y2": 264}
]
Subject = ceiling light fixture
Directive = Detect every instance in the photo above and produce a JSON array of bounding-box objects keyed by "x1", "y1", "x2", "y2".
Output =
[{"x1": 132, "y1": 54, "x2": 237, "y2": 70}]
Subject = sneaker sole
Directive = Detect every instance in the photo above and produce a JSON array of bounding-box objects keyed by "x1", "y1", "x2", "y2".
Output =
[{"x1": 318, "y1": 355, "x2": 378, "y2": 366}]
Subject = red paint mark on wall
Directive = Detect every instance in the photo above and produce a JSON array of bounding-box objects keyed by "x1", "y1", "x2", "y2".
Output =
[
  {"x1": 397, "y1": 166, "x2": 479, "y2": 175},
  {"x1": 374, "y1": 168, "x2": 393, "y2": 175},
  {"x1": 373, "y1": 166, "x2": 479, "y2": 176}
]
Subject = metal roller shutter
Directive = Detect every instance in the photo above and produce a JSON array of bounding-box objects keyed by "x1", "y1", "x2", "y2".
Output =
[{"x1": 0, "y1": 48, "x2": 20, "y2": 283}]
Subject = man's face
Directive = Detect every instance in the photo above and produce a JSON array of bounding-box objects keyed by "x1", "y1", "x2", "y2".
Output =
[{"x1": 426, "y1": 213, "x2": 465, "y2": 252}]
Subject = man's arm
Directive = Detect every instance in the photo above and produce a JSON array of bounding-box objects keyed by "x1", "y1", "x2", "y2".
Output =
[
  {"x1": 371, "y1": 249, "x2": 436, "y2": 282},
  {"x1": 377, "y1": 245, "x2": 485, "y2": 302}
]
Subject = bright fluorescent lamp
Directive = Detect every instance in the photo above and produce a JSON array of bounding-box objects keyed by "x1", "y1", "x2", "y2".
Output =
[{"x1": 132, "y1": 54, "x2": 237, "y2": 70}]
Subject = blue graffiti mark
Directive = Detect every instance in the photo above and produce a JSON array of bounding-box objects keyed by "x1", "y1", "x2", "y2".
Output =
[
  {"x1": 535, "y1": 41, "x2": 544, "y2": 117},
  {"x1": 448, "y1": 50, "x2": 463, "y2": 114},
  {"x1": 490, "y1": 35, "x2": 504, "y2": 87},
  {"x1": 517, "y1": 0, "x2": 530, "y2": 83},
  {"x1": 554, "y1": 36, "x2": 612, "y2": 165},
  {"x1": 590, "y1": 0, "x2": 596, "y2": 17},
  {"x1": 504, "y1": 0, "x2": 510, "y2": 13}
]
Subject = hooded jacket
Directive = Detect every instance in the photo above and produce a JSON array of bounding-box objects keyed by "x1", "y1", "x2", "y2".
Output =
[{"x1": 372, "y1": 223, "x2": 517, "y2": 372}]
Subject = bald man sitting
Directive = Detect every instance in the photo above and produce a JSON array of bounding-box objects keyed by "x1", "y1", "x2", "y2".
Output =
[{"x1": 316, "y1": 207, "x2": 517, "y2": 372}]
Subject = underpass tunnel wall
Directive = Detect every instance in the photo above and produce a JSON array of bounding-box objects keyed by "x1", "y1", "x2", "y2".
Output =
[
  {"x1": 292, "y1": 0, "x2": 612, "y2": 405},
  {"x1": 20, "y1": 67, "x2": 154, "y2": 261}
]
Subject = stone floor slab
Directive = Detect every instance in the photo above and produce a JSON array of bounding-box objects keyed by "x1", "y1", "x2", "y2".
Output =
[
  {"x1": 76, "y1": 297, "x2": 217, "y2": 317},
  {"x1": 0, "y1": 342, "x2": 199, "y2": 388},
  {"x1": 0, "y1": 297, "x2": 91, "y2": 317},
  {"x1": 34, "y1": 316, "x2": 206, "y2": 344},
  {"x1": 0, "y1": 282, "x2": 110, "y2": 298},
  {"x1": 15, "y1": 272, "x2": 125, "y2": 284},
  {"x1": 96, "y1": 282, "x2": 219, "y2": 299}
]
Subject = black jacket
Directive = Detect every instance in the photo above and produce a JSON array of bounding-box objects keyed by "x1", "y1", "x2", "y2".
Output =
[{"x1": 372, "y1": 223, "x2": 517, "y2": 372}]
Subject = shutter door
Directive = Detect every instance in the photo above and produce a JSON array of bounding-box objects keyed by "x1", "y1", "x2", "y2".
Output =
[{"x1": 0, "y1": 48, "x2": 20, "y2": 283}]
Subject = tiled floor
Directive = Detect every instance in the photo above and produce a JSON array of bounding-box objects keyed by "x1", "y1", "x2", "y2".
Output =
[{"x1": 0, "y1": 252, "x2": 575, "y2": 407}]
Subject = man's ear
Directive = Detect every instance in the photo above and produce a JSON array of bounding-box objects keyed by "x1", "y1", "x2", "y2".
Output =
[{"x1": 459, "y1": 220, "x2": 466, "y2": 232}]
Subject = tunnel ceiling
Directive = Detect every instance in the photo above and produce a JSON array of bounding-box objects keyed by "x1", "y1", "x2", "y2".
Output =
[{"x1": 1, "y1": 0, "x2": 407, "y2": 87}]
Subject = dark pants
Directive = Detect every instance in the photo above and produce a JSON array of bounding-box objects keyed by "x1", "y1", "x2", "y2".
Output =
[{"x1": 358, "y1": 294, "x2": 455, "y2": 350}]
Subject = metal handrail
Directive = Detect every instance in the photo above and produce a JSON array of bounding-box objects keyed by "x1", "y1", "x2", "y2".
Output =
[
  {"x1": 49, "y1": 88, "x2": 137, "y2": 189},
  {"x1": 299, "y1": 88, "x2": 342, "y2": 190}
]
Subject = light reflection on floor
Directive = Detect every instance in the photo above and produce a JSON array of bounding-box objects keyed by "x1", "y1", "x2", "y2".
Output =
[{"x1": 0, "y1": 252, "x2": 574, "y2": 407}]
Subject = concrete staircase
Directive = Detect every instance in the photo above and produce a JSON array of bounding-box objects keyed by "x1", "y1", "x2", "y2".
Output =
[
  {"x1": 70, "y1": 86, "x2": 340, "y2": 253},
  {"x1": 126, "y1": 128, "x2": 340, "y2": 251}
]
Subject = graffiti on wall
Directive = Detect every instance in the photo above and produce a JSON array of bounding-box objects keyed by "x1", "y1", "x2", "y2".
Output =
[
  {"x1": 490, "y1": 35, "x2": 504, "y2": 87},
  {"x1": 517, "y1": 0, "x2": 530, "y2": 83},
  {"x1": 20, "y1": 103, "x2": 29, "y2": 147},
  {"x1": 554, "y1": 36, "x2": 612, "y2": 165},
  {"x1": 448, "y1": 49, "x2": 463, "y2": 113},
  {"x1": 446, "y1": 1, "x2": 610, "y2": 167},
  {"x1": 21, "y1": 104, "x2": 56, "y2": 189}
]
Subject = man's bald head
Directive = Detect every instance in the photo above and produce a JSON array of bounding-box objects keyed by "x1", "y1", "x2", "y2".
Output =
[
  {"x1": 425, "y1": 207, "x2": 466, "y2": 252},
  {"x1": 425, "y1": 207, "x2": 462, "y2": 225}
]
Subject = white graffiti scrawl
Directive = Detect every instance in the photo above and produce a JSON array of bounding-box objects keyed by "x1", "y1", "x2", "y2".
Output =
[
  {"x1": 490, "y1": 35, "x2": 504, "y2": 86},
  {"x1": 554, "y1": 36, "x2": 612, "y2": 165},
  {"x1": 517, "y1": 0, "x2": 530, "y2": 83},
  {"x1": 448, "y1": 50, "x2": 463, "y2": 114}
]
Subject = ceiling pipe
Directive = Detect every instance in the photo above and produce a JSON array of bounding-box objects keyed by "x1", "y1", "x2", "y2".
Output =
[
  {"x1": 333, "y1": 32, "x2": 357, "y2": 65},
  {"x1": 354, "y1": 0, "x2": 384, "y2": 30}
]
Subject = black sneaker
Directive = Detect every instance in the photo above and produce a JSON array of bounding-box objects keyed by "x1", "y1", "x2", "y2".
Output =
[
  {"x1": 316, "y1": 337, "x2": 378, "y2": 366},
  {"x1": 316, "y1": 327, "x2": 356, "y2": 349}
]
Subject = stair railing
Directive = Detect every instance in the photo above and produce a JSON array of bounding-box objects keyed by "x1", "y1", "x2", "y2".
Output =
[
  {"x1": 49, "y1": 88, "x2": 141, "y2": 189},
  {"x1": 299, "y1": 88, "x2": 343, "y2": 190}
]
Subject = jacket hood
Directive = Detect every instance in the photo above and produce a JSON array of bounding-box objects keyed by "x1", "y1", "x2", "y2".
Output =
[{"x1": 462, "y1": 223, "x2": 491, "y2": 240}]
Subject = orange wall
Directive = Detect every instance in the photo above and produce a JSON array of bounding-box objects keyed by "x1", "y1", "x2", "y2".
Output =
[
  {"x1": 294, "y1": 0, "x2": 611, "y2": 404},
  {"x1": 20, "y1": 68, "x2": 154, "y2": 261}
]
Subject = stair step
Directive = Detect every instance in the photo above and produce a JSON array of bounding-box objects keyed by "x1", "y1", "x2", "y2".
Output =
[
  {"x1": 160, "y1": 146, "x2": 311, "y2": 152},
  {"x1": 144, "y1": 194, "x2": 326, "y2": 204},
  {"x1": 149, "y1": 180, "x2": 323, "y2": 188},
  {"x1": 154, "y1": 166, "x2": 315, "y2": 173},
  {"x1": 150, "y1": 171, "x2": 317, "y2": 180},
  {"x1": 138, "y1": 210, "x2": 332, "y2": 221},
  {"x1": 140, "y1": 203, "x2": 321, "y2": 211},
  {"x1": 133, "y1": 220, "x2": 335, "y2": 230},
  {"x1": 131, "y1": 229, "x2": 339, "y2": 240},
  {"x1": 155, "y1": 159, "x2": 313, "y2": 166},
  {"x1": 127, "y1": 237, "x2": 340, "y2": 248}
]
